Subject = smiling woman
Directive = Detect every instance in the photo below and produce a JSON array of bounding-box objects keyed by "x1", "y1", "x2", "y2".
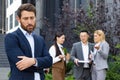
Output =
[
  {"x1": 91, "y1": 30, "x2": 110, "y2": 80},
  {"x1": 49, "y1": 31, "x2": 66, "y2": 80}
]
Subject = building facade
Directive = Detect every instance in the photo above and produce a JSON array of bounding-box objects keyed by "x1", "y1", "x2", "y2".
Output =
[
  {"x1": 0, "y1": 0, "x2": 6, "y2": 34},
  {"x1": 6, "y1": 0, "x2": 88, "y2": 34},
  {"x1": 6, "y1": 0, "x2": 92, "y2": 48},
  {"x1": 6, "y1": 0, "x2": 21, "y2": 33}
]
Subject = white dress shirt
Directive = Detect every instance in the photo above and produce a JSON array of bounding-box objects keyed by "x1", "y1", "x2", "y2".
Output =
[
  {"x1": 49, "y1": 43, "x2": 65, "y2": 64},
  {"x1": 19, "y1": 27, "x2": 41, "y2": 80},
  {"x1": 81, "y1": 42, "x2": 89, "y2": 68}
]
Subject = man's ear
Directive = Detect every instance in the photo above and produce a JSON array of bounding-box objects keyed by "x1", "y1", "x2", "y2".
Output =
[
  {"x1": 16, "y1": 16, "x2": 20, "y2": 23},
  {"x1": 88, "y1": 35, "x2": 90, "y2": 38}
]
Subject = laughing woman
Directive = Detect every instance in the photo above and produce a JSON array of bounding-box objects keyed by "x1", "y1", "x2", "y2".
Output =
[
  {"x1": 49, "y1": 32, "x2": 66, "y2": 80},
  {"x1": 91, "y1": 30, "x2": 110, "y2": 80}
]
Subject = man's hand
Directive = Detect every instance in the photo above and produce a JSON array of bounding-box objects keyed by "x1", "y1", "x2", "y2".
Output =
[
  {"x1": 74, "y1": 59, "x2": 79, "y2": 66},
  {"x1": 44, "y1": 68, "x2": 50, "y2": 74},
  {"x1": 89, "y1": 54, "x2": 92, "y2": 59},
  {"x1": 16, "y1": 56, "x2": 36, "y2": 71}
]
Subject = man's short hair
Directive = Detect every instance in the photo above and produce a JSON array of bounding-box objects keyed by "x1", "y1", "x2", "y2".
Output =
[
  {"x1": 17, "y1": 3, "x2": 36, "y2": 18},
  {"x1": 80, "y1": 30, "x2": 89, "y2": 35}
]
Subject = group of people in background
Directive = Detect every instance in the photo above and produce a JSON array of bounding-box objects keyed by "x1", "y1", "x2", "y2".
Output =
[
  {"x1": 50, "y1": 30, "x2": 109, "y2": 80},
  {"x1": 71, "y1": 30, "x2": 109, "y2": 80},
  {"x1": 4, "y1": 3, "x2": 110, "y2": 80}
]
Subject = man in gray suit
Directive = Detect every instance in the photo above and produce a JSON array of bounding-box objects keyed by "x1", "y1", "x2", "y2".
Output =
[{"x1": 71, "y1": 30, "x2": 93, "y2": 80}]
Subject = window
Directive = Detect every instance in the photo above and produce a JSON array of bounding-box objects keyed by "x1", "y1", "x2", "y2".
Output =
[
  {"x1": 0, "y1": 14, "x2": 1, "y2": 33},
  {"x1": 10, "y1": 0, "x2": 13, "y2": 5},
  {"x1": 76, "y1": 0, "x2": 82, "y2": 8},
  {"x1": 10, "y1": 14, "x2": 13, "y2": 29},
  {"x1": 15, "y1": 11, "x2": 18, "y2": 27},
  {"x1": 6, "y1": 0, "x2": 8, "y2": 8},
  {"x1": 6, "y1": 18, "x2": 8, "y2": 31}
]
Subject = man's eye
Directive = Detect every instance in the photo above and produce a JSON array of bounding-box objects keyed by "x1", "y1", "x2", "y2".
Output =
[
  {"x1": 30, "y1": 17, "x2": 34, "y2": 20},
  {"x1": 23, "y1": 18, "x2": 28, "y2": 20}
]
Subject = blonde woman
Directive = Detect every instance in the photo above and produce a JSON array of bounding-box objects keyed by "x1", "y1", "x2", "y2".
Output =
[{"x1": 91, "y1": 30, "x2": 110, "y2": 80}]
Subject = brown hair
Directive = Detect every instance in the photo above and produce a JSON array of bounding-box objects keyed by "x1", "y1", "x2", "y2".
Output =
[{"x1": 17, "y1": 3, "x2": 36, "y2": 18}]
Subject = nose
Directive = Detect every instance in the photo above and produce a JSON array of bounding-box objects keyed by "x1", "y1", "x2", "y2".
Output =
[{"x1": 28, "y1": 19, "x2": 32, "y2": 24}]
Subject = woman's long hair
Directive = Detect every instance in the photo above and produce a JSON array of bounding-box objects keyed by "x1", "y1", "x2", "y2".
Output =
[{"x1": 54, "y1": 32, "x2": 64, "y2": 57}]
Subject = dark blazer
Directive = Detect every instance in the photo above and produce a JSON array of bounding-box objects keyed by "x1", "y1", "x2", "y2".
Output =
[
  {"x1": 71, "y1": 42, "x2": 94, "y2": 79},
  {"x1": 4, "y1": 28, "x2": 52, "y2": 80}
]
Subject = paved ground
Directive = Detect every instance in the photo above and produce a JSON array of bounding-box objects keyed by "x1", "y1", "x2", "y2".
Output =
[{"x1": 0, "y1": 67, "x2": 10, "y2": 80}]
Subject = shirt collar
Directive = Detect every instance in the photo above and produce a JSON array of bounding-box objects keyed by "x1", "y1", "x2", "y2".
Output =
[
  {"x1": 19, "y1": 26, "x2": 33, "y2": 36},
  {"x1": 95, "y1": 42, "x2": 101, "y2": 46},
  {"x1": 57, "y1": 43, "x2": 63, "y2": 48},
  {"x1": 81, "y1": 41, "x2": 88, "y2": 46}
]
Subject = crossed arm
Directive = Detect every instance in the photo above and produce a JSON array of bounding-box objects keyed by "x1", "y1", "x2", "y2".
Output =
[{"x1": 5, "y1": 33, "x2": 52, "y2": 71}]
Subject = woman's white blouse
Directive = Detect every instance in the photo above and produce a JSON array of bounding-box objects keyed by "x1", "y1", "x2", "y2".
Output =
[{"x1": 49, "y1": 44, "x2": 65, "y2": 64}]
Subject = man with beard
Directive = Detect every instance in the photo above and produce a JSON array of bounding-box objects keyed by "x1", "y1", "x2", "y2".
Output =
[{"x1": 4, "y1": 3, "x2": 52, "y2": 80}]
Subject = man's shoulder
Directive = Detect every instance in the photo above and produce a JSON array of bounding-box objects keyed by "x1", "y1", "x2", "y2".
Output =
[
  {"x1": 34, "y1": 34, "x2": 43, "y2": 38},
  {"x1": 88, "y1": 42, "x2": 94, "y2": 46},
  {"x1": 73, "y1": 42, "x2": 81, "y2": 46},
  {"x1": 33, "y1": 34, "x2": 44, "y2": 41},
  {"x1": 5, "y1": 30, "x2": 18, "y2": 37}
]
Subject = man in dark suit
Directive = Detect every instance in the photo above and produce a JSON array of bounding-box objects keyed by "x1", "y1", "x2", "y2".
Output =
[
  {"x1": 71, "y1": 30, "x2": 93, "y2": 80},
  {"x1": 4, "y1": 3, "x2": 52, "y2": 80}
]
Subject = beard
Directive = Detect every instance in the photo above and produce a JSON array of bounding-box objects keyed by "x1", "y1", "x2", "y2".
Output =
[{"x1": 20, "y1": 22, "x2": 36, "y2": 33}]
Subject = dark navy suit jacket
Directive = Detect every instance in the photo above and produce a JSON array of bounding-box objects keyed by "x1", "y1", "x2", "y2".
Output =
[{"x1": 4, "y1": 28, "x2": 52, "y2": 80}]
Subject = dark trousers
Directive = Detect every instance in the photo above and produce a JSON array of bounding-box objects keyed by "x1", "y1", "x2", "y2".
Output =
[{"x1": 75, "y1": 68, "x2": 91, "y2": 80}]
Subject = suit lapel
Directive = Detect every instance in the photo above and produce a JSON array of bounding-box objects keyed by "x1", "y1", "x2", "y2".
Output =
[
  {"x1": 33, "y1": 34, "x2": 39, "y2": 57},
  {"x1": 88, "y1": 43, "x2": 91, "y2": 55},
  {"x1": 88, "y1": 43, "x2": 92, "y2": 59},
  {"x1": 16, "y1": 28, "x2": 32, "y2": 57},
  {"x1": 79, "y1": 42, "x2": 84, "y2": 60}
]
